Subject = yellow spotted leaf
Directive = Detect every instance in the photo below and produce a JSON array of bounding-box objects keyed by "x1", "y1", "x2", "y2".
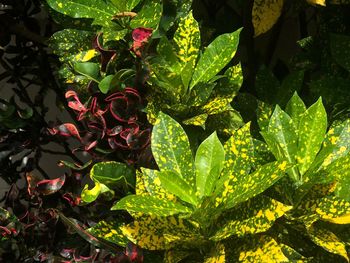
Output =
[
  {"x1": 87, "y1": 220, "x2": 128, "y2": 246},
  {"x1": 120, "y1": 215, "x2": 200, "y2": 250},
  {"x1": 252, "y1": 0, "x2": 284, "y2": 37},
  {"x1": 237, "y1": 235, "x2": 289, "y2": 262},
  {"x1": 173, "y1": 12, "x2": 200, "y2": 69},
  {"x1": 211, "y1": 196, "x2": 292, "y2": 241},
  {"x1": 308, "y1": 224, "x2": 349, "y2": 262}
]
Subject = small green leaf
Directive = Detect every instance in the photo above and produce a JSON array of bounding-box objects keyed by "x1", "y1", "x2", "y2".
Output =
[
  {"x1": 98, "y1": 75, "x2": 115, "y2": 94},
  {"x1": 158, "y1": 170, "x2": 198, "y2": 206},
  {"x1": 130, "y1": 0, "x2": 162, "y2": 29},
  {"x1": 111, "y1": 195, "x2": 192, "y2": 216},
  {"x1": 195, "y1": 132, "x2": 225, "y2": 198},
  {"x1": 285, "y1": 92, "x2": 307, "y2": 128},
  {"x1": 74, "y1": 62, "x2": 100, "y2": 82},
  {"x1": 152, "y1": 112, "x2": 195, "y2": 185},
  {"x1": 190, "y1": 28, "x2": 242, "y2": 89},
  {"x1": 297, "y1": 98, "x2": 327, "y2": 176}
]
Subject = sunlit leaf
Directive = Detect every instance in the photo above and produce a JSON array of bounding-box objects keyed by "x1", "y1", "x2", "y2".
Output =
[{"x1": 195, "y1": 132, "x2": 225, "y2": 198}]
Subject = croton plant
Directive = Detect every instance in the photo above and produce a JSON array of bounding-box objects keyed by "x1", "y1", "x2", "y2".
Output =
[{"x1": 1, "y1": 0, "x2": 350, "y2": 262}]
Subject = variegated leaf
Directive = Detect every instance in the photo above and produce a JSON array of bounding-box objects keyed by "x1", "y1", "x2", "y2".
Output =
[
  {"x1": 296, "y1": 98, "x2": 327, "y2": 176},
  {"x1": 173, "y1": 12, "x2": 200, "y2": 69},
  {"x1": 221, "y1": 123, "x2": 253, "y2": 179},
  {"x1": 141, "y1": 168, "x2": 177, "y2": 201},
  {"x1": 285, "y1": 92, "x2": 307, "y2": 129},
  {"x1": 236, "y1": 235, "x2": 289, "y2": 262},
  {"x1": 211, "y1": 196, "x2": 291, "y2": 241},
  {"x1": 190, "y1": 29, "x2": 242, "y2": 89},
  {"x1": 152, "y1": 112, "x2": 195, "y2": 185},
  {"x1": 215, "y1": 161, "x2": 288, "y2": 209},
  {"x1": 87, "y1": 220, "x2": 128, "y2": 246},
  {"x1": 252, "y1": 0, "x2": 284, "y2": 37},
  {"x1": 195, "y1": 132, "x2": 225, "y2": 198},
  {"x1": 182, "y1": 113, "x2": 208, "y2": 128},
  {"x1": 120, "y1": 216, "x2": 200, "y2": 250},
  {"x1": 111, "y1": 195, "x2": 192, "y2": 216},
  {"x1": 308, "y1": 224, "x2": 349, "y2": 262},
  {"x1": 130, "y1": 0, "x2": 162, "y2": 29}
]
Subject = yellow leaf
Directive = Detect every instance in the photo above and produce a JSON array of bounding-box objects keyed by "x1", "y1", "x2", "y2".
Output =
[
  {"x1": 252, "y1": 0, "x2": 284, "y2": 37},
  {"x1": 307, "y1": 0, "x2": 326, "y2": 5},
  {"x1": 204, "y1": 243, "x2": 226, "y2": 263}
]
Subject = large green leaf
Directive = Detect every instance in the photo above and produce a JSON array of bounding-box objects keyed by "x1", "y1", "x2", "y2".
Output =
[
  {"x1": 158, "y1": 170, "x2": 198, "y2": 206},
  {"x1": 152, "y1": 112, "x2": 195, "y2": 185},
  {"x1": 215, "y1": 161, "x2": 288, "y2": 209},
  {"x1": 46, "y1": 0, "x2": 117, "y2": 26},
  {"x1": 111, "y1": 195, "x2": 192, "y2": 216},
  {"x1": 297, "y1": 98, "x2": 327, "y2": 176},
  {"x1": 195, "y1": 132, "x2": 225, "y2": 198},
  {"x1": 211, "y1": 196, "x2": 291, "y2": 241},
  {"x1": 74, "y1": 62, "x2": 100, "y2": 82},
  {"x1": 173, "y1": 12, "x2": 200, "y2": 70},
  {"x1": 110, "y1": 0, "x2": 141, "y2": 11},
  {"x1": 190, "y1": 29, "x2": 242, "y2": 89},
  {"x1": 130, "y1": 0, "x2": 162, "y2": 29}
]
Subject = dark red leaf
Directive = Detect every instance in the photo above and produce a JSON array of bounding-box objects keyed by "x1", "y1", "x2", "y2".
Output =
[
  {"x1": 93, "y1": 33, "x2": 117, "y2": 72},
  {"x1": 35, "y1": 174, "x2": 66, "y2": 195},
  {"x1": 132, "y1": 28, "x2": 152, "y2": 43},
  {"x1": 65, "y1": 90, "x2": 87, "y2": 113},
  {"x1": 48, "y1": 123, "x2": 82, "y2": 141}
]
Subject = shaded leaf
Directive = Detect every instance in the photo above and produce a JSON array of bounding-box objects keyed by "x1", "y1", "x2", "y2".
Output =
[
  {"x1": 330, "y1": 33, "x2": 350, "y2": 72},
  {"x1": 252, "y1": 0, "x2": 284, "y2": 37},
  {"x1": 130, "y1": 0, "x2": 162, "y2": 29},
  {"x1": 87, "y1": 220, "x2": 128, "y2": 246},
  {"x1": 111, "y1": 195, "x2": 192, "y2": 216}
]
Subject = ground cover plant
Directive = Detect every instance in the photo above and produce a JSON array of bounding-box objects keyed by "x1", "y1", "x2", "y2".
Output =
[{"x1": 1, "y1": 0, "x2": 350, "y2": 262}]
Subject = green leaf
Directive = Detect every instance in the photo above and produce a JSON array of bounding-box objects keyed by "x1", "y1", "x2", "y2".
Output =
[
  {"x1": 152, "y1": 112, "x2": 195, "y2": 185},
  {"x1": 204, "y1": 243, "x2": 226, "y2": 263},
  {"x1": 266, "y1": 105, "x2": 298, "y2": 163},
  {"x1": 158, "y1": 170, "x2": 198, "y2": 206},
  {"x1": 297, "y1": 98, "x2": 327, "y2": 176},
  {"x1": 81, "y1": 182, "x2": 113, "y2": 203},
  {"x1": 130, "y1": 0, "x2": 162, "y2": 29},
  {"x1": 278, "y1": 71, "x2": 305, "y2": 106},
  {"x1": 211, "y1": 196, "x2": 291, "y2": 241},
  {"x1": 87, "y1": 220, "x2": 128, "y2": 246},
  {"x1": 46, "y1": 0, "x2": 117, "y2": 27},
  {"x1": 308, "y1": 224, "x2": 349, "y2": 262},
  {"x1": 74, "y1": 62, "x2": 100, "y2": 82},
  {"x1": 190, "y1": 28, "x2": 242, "y2": 89},
  {"x1": 91, "y1": 161, "x2": 135, "y2": 189},
  {"x1": 173, "y1": 12, "x2": 200, "y2": 69},
  {"x1": 110, "y1": 0, "x2": 141, "y2": 11},
  {"x1": 98, "y1": 75, "x2": 115, "y2": 94},
  {"x1": 285, "y1": 92, "x2": 307, "y2": 128},
  {"x1": 257, "y1": 101, "x2": 273, "y2": 132},
  {"x1": 330, "y1": 33, "x2": 350, "y2": 72},
  {"x1": 195, "y1": 132, "x2": 225, "y2": 198},
  {"x1": 111, "y1": 195, "x2": 192, "y2": 216},
  {"x1": 157, "y1": 37, "x2": 181, "y2": 72}
]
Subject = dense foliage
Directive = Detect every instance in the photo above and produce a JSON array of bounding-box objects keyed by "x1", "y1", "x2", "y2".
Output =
[{"x1": 1, "y1": 0, "x2": 350, "y2": 262}]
